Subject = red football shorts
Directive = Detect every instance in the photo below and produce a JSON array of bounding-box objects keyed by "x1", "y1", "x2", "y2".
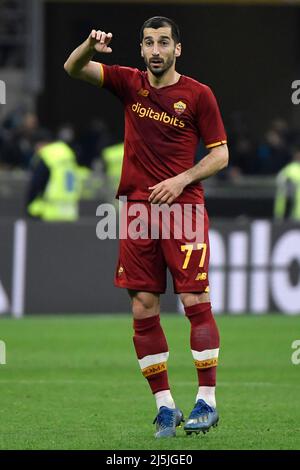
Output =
[{"x1": 114, "y1": 201, "x2": 210, "y2": 293}]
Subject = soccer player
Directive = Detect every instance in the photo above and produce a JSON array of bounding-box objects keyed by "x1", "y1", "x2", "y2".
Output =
[{"x1": 64, "y1": 16, "x2": 228, "y2": 438}]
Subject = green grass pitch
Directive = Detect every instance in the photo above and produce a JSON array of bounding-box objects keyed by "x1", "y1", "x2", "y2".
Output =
[{"x1": 0, "y1": 314, "x2": 299, "y2": 450}]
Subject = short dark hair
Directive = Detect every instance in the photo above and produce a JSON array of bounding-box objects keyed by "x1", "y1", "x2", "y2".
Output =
[{"x1": 140, "y1": 16, "x2": 180, "y2": 44}]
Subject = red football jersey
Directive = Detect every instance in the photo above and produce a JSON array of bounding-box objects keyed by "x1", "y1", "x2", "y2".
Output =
[{"x1": 100, "y1": 64, "x2": 227, "y2": 203}]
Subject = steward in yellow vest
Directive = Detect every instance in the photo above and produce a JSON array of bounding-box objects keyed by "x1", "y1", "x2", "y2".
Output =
[
  {"x1": 274, "y1": 148, "x2": 300, "y2": 221},
  {"x1": 27, "y1": 141, "x2": 80, "y2": 221},
  {"x1": 102, "y1": 142, "x2": 124, "y2": 193}
]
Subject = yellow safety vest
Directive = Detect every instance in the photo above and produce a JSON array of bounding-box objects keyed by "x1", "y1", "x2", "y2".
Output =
[
  {"x1": 274, "y1": 162, "x2": 300, "y2": 220},
  {"x1": 28, "y1": 141, "x2": 80, "y2": 221},
  {"x1": 102, "y1": 142, "x2": 124, "y2": 190}
]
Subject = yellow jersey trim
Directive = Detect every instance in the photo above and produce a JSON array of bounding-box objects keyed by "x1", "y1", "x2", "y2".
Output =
[
  {"x1": 206, "y1": 140, "x2": 227, "y2": 149},
  {"x1": 99, "y1": 63, "x2": 104, "y2": 88}
]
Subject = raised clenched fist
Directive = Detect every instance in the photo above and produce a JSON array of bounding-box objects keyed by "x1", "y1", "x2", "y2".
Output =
[{"x1": 88, "y1": 29, "x2": 113, "y2": 53}]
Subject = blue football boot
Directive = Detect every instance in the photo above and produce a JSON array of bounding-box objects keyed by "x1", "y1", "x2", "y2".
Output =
[
  {"x1": 153, "y1": 406, "x2": 184, "y2": 438},
  {"x1": 184, "y1": 399, "x2": 219, "y2": 435}
]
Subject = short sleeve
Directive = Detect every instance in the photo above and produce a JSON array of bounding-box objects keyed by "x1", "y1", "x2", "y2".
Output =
[
  {"x1": 197, "y1": 85, "x2": 227, "y2": 149},
  {"x1": 100, "y1": 64, "x2": 136, "y2": 102}
]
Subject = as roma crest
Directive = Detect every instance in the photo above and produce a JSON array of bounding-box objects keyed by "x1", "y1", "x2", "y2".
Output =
[{"x1": 173, "y1": 100, "x2": 186, "y2": 115}]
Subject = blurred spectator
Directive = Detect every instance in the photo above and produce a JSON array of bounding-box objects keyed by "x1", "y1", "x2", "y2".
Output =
[
  {"x1": 257, "y1": 129, "x2": 291, "y2": 175},
  {"x1": 102, "y1": 142, "x2": 124, "y2": 200},
  {"x1": 26, "y1": 131, "x2": 81, "y2": 222},
  {"x1": 77, "y1": 118, "x2": 110, "y2": 168},
  {"x1": 225, "y1": 110, "x2": 258, "y2": 179},
  {"x1": 274, "y1": 146, "x2": 300, "y2": 221},
  {"x1": 57, "y1": 123, "x2": 76, "y2": 147},
  {"x1": 74, "y1": 119, "x2": 112, "y2": 200},
  {"x1": 0, "y1": 109, "x2": 45, "y2": 168},
  {"x1": 229, "y1": 135, "x2": 259, "y2": 176},
  {"x1": 269, "y1": 117, "x2": 290, "y2": 143}
]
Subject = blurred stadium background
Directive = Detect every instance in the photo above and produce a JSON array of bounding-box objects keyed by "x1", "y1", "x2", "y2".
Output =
[
  {"x1": 1, "y1": 0, "x2": 300, "y2": 316},
  {"x1": 1, "y1": 0, "x2": 300, "y2": 451}
]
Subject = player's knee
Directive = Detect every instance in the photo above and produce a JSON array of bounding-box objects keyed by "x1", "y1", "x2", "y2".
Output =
[
  {"x1": 131, "y1": 292, "x2": 160, "y2": 318},
  {"x1": 180, "y1": 291, "x2": 210, "y2": 308}
]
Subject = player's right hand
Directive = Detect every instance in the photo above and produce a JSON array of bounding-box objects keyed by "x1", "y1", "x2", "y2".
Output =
[{"x1": 88, "y1": 29, "x2": 113, "y2": 53}]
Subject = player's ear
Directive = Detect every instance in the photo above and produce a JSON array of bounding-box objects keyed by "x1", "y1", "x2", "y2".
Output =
[
  {"x1": 140, "y1": 43, "x2": 144, "y2": 57},
  {"x1": 175, "y1": 43, "x2": 181, "y2": 58}
]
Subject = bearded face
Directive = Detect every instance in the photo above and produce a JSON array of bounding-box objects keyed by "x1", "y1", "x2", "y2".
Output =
[{"x1": 141, "y1": 26, "x2": 181, "y2": 77}]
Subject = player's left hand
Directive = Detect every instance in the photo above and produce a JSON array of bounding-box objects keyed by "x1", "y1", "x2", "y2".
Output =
[{"x1": 148, "y1": 175, "x2": 186, "y2": 205}]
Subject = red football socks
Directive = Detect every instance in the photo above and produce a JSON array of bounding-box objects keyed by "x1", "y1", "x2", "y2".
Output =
[
  {"x1": 133, "y1": 315, "x2": 170, "y2": 394},
  {"x1": 185, "y1": 302, "x2": 220, "y2": 386}
]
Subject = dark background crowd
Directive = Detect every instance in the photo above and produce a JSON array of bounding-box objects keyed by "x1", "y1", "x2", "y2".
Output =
[
  {"x1": 1, "y1": 0, "x2": 300, "y2": 223},
  {"x1": 0, "y1": 107, "x2": 111, "y2": 172},
  {"x1": 1, "y1": 105, "x2": 299, "y2": 181}
]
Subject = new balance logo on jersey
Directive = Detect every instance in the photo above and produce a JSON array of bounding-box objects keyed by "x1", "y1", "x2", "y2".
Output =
[
  {"x1": 138, "y1": 88, "x2": 149, "y2": 97},
  {"x1": 131, "y1": 102, "x2": 185, "y2": 128},
  {"x1": 195, "y1": 272, "x2": 207, "y2": 281}
]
